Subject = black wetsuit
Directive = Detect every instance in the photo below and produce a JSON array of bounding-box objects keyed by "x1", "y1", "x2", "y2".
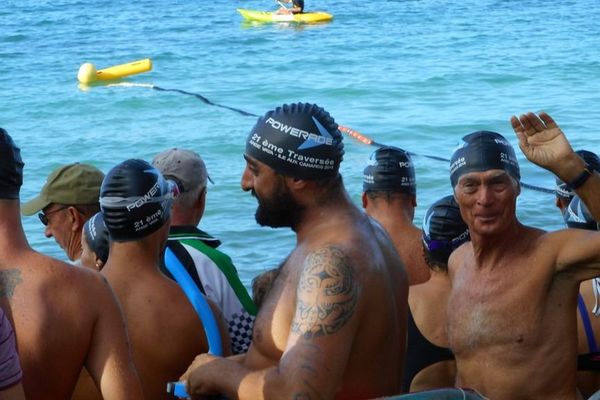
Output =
[{"x1": 402, "y1": 307, "x2": 455, "y2": 392}]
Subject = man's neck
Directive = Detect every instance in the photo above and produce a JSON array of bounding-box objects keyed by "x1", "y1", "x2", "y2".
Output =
[
  {"x1": 0, "y1": 201, "x2": 33, "y2": 260},
  {"x1": 470, "y1": 219, "x2": 526, "y2": 267},
  {"x1": 293, "y1": 189, "x2": 357, "y2": 240},
  {"x1": 170, "y1": 210, "x2": 201, "y2": 227},
  {"x1": 367, "y1": 203, "x2": 415, "y2": 230},
  {"x1": 104, "y1": 240, "x2": 163, "y2": 275}
]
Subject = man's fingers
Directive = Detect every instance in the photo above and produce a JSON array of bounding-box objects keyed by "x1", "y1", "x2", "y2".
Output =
[
  {"x1": 510, "y1": 115, "x2": 524, "y2": 134},
  {"x1": 518, "y1": 113, "x2": 539, "y2": 136},
  {"x1": 525, "y1": 111, "x2": 549, "y2": 132},
  {"x1": 538, "y1": 111, "x2": 558, "y2": 130}
]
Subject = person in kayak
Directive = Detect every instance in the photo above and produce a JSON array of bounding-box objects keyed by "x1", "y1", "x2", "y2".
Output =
[{"x1": 276, "y1": 0, "x2": 304, "y2": 14}]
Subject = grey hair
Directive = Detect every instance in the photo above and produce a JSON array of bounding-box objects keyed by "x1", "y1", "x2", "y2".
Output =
[{"x1": 174, "y1": 183, "x2": 205, "y2": 208}]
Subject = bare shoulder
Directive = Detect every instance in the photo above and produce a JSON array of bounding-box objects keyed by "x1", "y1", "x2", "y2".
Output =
[
  {"x1": 292, "y1": 246, "x2": 360, "y2": 339},
  {"x1": 30, "y1": 252, "x2": 113, "y2": 300}
]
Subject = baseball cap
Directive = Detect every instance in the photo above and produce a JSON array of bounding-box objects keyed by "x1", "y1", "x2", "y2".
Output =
[
  {"x1": 152, "y1": 148, "x2": 213, "y2": 193},
  {"x1": 21, "y1": 163, "x2": 105, "y2": 216}
]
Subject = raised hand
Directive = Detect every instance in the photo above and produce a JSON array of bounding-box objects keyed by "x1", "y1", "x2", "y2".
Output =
[{"x1": 510, "y1": 112, "x2": 575, "y2": 174}]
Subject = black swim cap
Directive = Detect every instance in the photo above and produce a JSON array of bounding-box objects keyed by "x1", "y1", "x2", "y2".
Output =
[
  {"x1": 450, "y1": 131, "x2": 520, "y2": 188},
  {"x1": 245, "y1": 103, "x2": 344, "y2": 180},
  {"x1": 363, "y1": 146, "x2": 416, "y2": 195},
  {"x1": 422, "y1": 195, "x2": 470, "y2": 265},
  {"x1": 555, "y1": 150, "x2": 600, "y2": 201},
  {"x1": 563, "y1": 195, "x2": 598, "y2": 231},
  {"x1": 83, "y1": 212, "x2": 110, "y2": 264},
  {"x1": 100, "y1": 159, "x2": 176, "y2": 242},
  {"x1": 0, "y1": 128, "x2": 24, "y2": 200}
]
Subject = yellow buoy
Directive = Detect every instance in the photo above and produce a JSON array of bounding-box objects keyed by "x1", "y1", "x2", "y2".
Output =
[{"x1": 77, "y1": 58, "x2": 152, "y2": 84}]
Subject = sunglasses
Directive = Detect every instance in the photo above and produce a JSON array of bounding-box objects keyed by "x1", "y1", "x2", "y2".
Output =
[{"x1": 38, "y1": 206, "x2": 69, "y2": 226}]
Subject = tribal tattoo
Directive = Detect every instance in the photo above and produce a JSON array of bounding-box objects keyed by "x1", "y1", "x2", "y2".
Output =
[
  {"x1": 291, "y1": 247, "x2": 359, "y2": 339},
  {"x1": 0, "y1": 269, "x2": 22, "y2": 298}
]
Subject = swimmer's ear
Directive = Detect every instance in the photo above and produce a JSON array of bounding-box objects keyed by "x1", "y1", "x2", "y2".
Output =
[
  {"x1": 361, "y1": 192, "x2": 368, "y2": 209},
  {"x1": 286, "y1": 176, "x2": 308, "y2": 190}
]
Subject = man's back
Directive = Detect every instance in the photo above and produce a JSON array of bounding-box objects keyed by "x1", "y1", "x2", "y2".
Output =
[
  {"x1": 245, "y1": 207, "x2": 407, "y2": 398},
  {"x1": 3, "y1": 251, "x2": 140, "y2": 399},
  {"x1": 448, "y1": 227, "x2": 581, "y2": 398},
  {"x1": 104, "y1": 264, "x2": 208, "y2": 399}
]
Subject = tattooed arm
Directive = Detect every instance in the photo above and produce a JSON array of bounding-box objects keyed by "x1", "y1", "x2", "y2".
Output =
[{"x1": 182, "y1": 246, "x2": 361, "y2": 400}]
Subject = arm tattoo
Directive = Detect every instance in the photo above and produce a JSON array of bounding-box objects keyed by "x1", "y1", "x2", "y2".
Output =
[
  {"x1": 0, "y1": 269, "x2": 22, "y2": 298},
  {"x1": 291, "y1": 247, "x2": 359, "y2": 339}
]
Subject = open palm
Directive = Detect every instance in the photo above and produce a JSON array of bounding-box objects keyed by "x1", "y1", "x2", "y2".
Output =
[{"x1": 510, "y1": 112, "x2": 574, "y2": 171}]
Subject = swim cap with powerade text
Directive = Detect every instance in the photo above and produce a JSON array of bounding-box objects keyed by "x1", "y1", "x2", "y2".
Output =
[
  {"x1": 100, "y1": 159, "x2": 177, "y2": 242},
  {"x1": 450, "y1": 131, "x2": 520, "y2": 188},
  {"x1": 83, "y1": 212, "x2": 110, "y2": 263},
  {"x1": 363, "y1": 146, "x2": 416, "y2": 195},
  {"x1": 555, "y1": 150, "x2": 600, "y2": 201},
  {"x1": 245, "y1": 103, "x2": 344, "y2": 180},
  {"x1": 0, "y1": 128, "x2": 24, "y2": 200},
  {"x1": 563, "y1": 195, "x2": 598, "y2": 231},
  {"x1": 422, "y1": 195, "x2": 470, "y2": 265}
]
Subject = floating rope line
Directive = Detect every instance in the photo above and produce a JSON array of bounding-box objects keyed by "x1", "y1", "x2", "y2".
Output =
[{"x1": 109, "y1": 83, "x2": 554, "y2": 194}]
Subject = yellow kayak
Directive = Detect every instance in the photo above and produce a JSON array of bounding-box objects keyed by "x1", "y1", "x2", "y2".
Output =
[{"x1": 237, "y1": 8, "x2": 333, "y2": 23}]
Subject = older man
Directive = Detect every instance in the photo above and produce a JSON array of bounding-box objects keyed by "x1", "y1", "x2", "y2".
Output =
[
  {"x1": 22, "y1": 162, "x2": 104, "y2": 263},
  {"x1": 446, "y1": 112, "x2": 600, "y2": 399},
  {"x1": 152, "y1": 148, "x2": 257, "y2": 355},
  {"x1": 182, "y1": 103, "x2": 408, "y2": 399},
  {"x1": 0, "y1": 129, "x2": 142, "y2": 399}
]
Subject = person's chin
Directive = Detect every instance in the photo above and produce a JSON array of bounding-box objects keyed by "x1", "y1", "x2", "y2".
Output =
[{"x1": 472, "y1": 216, "x2": 504, "y2": 234}]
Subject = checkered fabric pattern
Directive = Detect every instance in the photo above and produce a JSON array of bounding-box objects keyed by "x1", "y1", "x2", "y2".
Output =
[{"x1": 229, "y1": 311, "x2": 255, "y2": 354}]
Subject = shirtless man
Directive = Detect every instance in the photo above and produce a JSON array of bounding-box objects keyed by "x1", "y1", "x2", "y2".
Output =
[
  {"x1": 0, "y1": 128, "x2": 142, "y2": 399},
  {"x1": 361, "y1": 146, "x2": 430, "y2": 286},
  {"x1": 361, "y1": 147, "x2": 455, "y2": 392},
  {"x1": 182, "y1": 102, "x2": 408, "y2": 399},
  {"x1": 100, "y1": 159, "x2": 228, "y2": 399},
  {"x1": 446, "y1": 112, "x2": 600, "y2": 399}
]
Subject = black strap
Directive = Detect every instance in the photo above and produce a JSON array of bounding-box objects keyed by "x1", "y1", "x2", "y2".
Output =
[{"x1": 160, "y1": 240, "x2": 206, "y2": 295}]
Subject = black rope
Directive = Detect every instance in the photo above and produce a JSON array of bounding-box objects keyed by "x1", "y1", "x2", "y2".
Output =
[
  {"x1": 149, "y1": 85, "x2": 555, "y2": 195},
  {"x1": 152, "y1": 86, "x2": 260, "y2": 118}
]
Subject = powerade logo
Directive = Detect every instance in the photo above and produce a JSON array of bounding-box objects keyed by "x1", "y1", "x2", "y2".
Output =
[
  {"x1": 264, "y1": 116, "x2": 334, "y2": 150},
  {"x1": 450, "y1": 157, "x2": 466, "y2": 175},
  {"x1": 126, "y1": 169, "x2": 161, "y2": 211}
]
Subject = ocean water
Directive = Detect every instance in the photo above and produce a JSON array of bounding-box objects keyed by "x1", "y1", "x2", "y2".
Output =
[{"x1": 2, "y1": 0, "x2": 600, "y2": 288}]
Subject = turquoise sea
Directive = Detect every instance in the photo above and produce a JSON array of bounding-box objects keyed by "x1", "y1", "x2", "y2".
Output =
[{"x1": 2, "y1": 0, "x2": 600, "y2": 288}]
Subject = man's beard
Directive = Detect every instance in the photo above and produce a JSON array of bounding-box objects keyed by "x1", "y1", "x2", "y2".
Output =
[{"x1": 253, "y1": 184, "x2": 303, "y2": 228}]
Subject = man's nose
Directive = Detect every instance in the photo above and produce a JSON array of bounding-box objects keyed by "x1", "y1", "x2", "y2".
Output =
[{"x1": 241, "y1": 166, "x2": 253, "y2": 192}]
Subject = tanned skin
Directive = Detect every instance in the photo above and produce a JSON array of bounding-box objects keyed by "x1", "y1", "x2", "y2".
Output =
[
  {"x1": 181, "y1": 155, "x2": 408, "y2": 400},
  {"x1": 446, "y1": 112, "x2": 600, "y2": 399}
]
